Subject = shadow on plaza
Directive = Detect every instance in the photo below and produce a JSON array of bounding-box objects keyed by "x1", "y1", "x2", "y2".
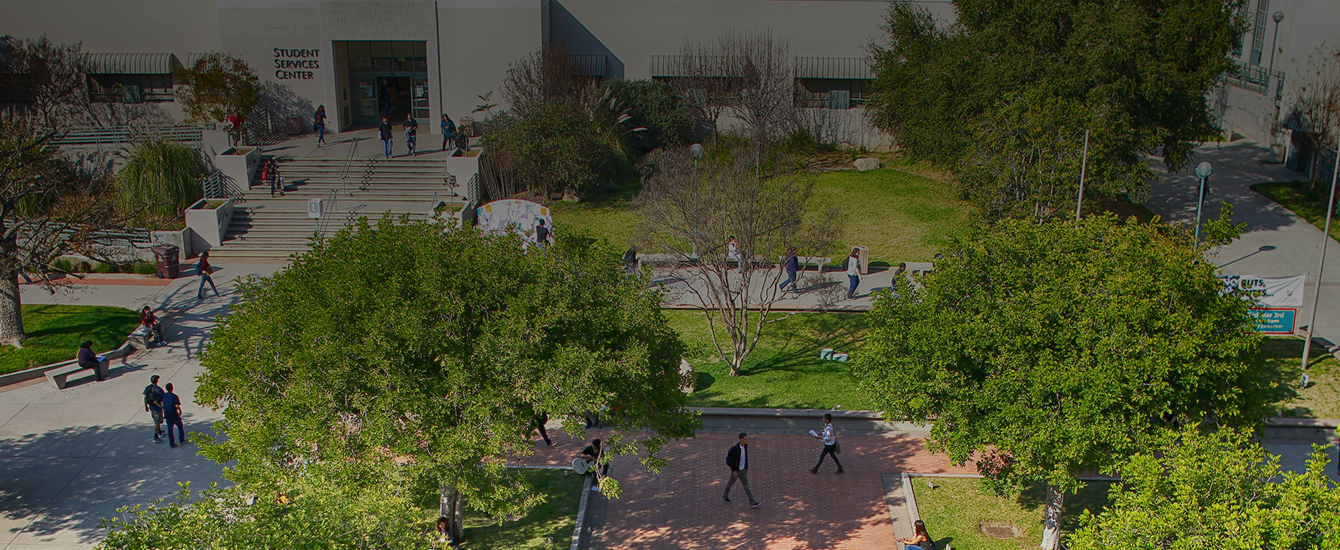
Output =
[
  {"x1": 0, "y1": 421, "x2": 226, "y2": 544},
  {"x1": 1151, "y1": 143, "x2": 1305, "y2": 237}
]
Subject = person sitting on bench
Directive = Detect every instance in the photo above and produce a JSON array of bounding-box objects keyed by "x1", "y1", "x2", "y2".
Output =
[
  {"x1": 140, "y1": 306, "x2": 165, "y2": 346},
  {"x1": 76, "y1": 340, "x2": 104, "y2": 382},
  {"x1": 573, "y1": 438, "x2": 609, "y2": 477}
]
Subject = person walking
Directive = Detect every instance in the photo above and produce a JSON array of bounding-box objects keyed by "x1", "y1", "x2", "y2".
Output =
[
  {"x1": 76, "y1": 340, "x2": 103, "y2": 382},
  {"x1": 896, "y1": 519, "x2": 936, "y2": 550},
  {"x1": 143, "y1": 375, "x2": 166, "y2": 443},
  {"x1": 403, "y1": 114, "x2": 419, "y2": 156},
  {"x1": 622, "y1": 246, "x2": 639, "y2": 276},
  {"x1": 533, "y1": 412, "x2": 557, "y2": 447},
  {"x1": 379, "y1": 116, "x2": 394, "y2": 159},
  {"x1": 809, "y1": 413, "x2": 843, "y2": 474},
  {"x1": 779, "y1": 246, "x2": 800, "y2": 294},
  {"x1": 727, "y1": 236, "x2": 741, "y2": 270},
  {"x1": 313, "y1": 105, "x2": 327, "y2": 147},
  {"x1": 197, "y1": 251, "x2": 218, "y2": 300},
  {"x1": 161, "y1": 383, "x2": 187, "y2": 448},
  {"x1": 723, "y1": 432, "x2": 760, "y2": 507},
  {"x1": 441, "y1": 114, "x2": 455, "y2": 151},
  {"x1": 845, "y1": 248, "x2": 861, "y2": 300},
  {"x1": 226, "y1": 112, "x2": 245, "y2": 146},
  {"x1": 535, "y1": 219, "x2": 552, "y2": 249}
]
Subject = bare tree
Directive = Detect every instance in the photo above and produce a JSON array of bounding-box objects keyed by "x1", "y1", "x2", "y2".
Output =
[
  {"x1": 499, "y1": 41, "x2": 591, "y2": 113},
  {"x1": 1289, "y1": 43, "x2": 1340, "y2": 188},
  {"x1": 0, "y1": 114, "x2": 146, "y2": 346},
  {"x1": 637, "y1": 144, "x2": 840, "y2": 377},
  {"x1": 0, "y1": 36, "x2": 91, "y2": 129},
  {"x1": 667, "y1": 28, "x2": 797, "y2": 147}
]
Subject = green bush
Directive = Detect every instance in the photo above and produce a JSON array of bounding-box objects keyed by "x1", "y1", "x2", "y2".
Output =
[
  {"x1": 118, "y1": 139, "x2": 206, "y2": 227},
  {"x1": 780, "y1": 127, "x2": 837, "y2": 156},
  {"x1": 604, "y1": 79, "x2": 694, "y2": 155},
  {"x1": 133, "y1": 262, "x2": 157, "y2": 275},
  {"x1": 93, "y1": 262, "x2": 115, "y2": 274}
]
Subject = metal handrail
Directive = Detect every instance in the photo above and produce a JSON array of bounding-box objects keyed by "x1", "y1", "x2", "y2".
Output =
[{"x1": 339, "y1": 138, "x2": 360, "y2": 196}]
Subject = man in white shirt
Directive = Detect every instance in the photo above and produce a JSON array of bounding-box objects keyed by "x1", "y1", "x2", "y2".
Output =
[
  {"x1": 723, "y1": 432, "x2": 760, "y2": 507},
  {"x1": 845, "y1": 249, "x2": 861, "y2": 300},
  {"x1": 810, "y1": 413, "x2": 844, "y2": 474}
]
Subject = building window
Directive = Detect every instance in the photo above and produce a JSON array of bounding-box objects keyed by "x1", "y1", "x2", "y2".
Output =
[
  {"x1": 1250, "y1": 0, "x2": 1269, "y2": 65},
  {"x1": 343, "y1": 41, "x2": 427, "y2": 73},
  {"x1": 798, "y1": 79, "x2": 871, "y2": 109},
  {"x1": 88, "y1": 73, "x2": 174, "y2": 103}
]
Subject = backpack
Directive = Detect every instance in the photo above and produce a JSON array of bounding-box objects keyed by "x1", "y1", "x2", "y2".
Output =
[{"x1": 143, "y1": 385, "x2": 161, "y2": 407}]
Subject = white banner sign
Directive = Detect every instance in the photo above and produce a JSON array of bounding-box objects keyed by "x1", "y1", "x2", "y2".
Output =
[{"x1": 1220, "y1": 275, "x2": 1306, "y2": 308}]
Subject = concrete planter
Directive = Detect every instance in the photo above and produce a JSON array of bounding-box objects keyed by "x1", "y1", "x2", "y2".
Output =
[
  {"x1": 214, "y1": 146, "x2": 260, "y2": 189},
  {"x1": 150, "y1": 227, "x2": 193, "y2": 259},
  {"x1": 184, "y1": 198, "x2": 234, "y2": 251}
]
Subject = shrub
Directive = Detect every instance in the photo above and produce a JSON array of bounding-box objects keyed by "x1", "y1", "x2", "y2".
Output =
[
  {"x1": 604, "y1": 79, "x2": 694, "y2": 154},
  {"x1": 118, "y1": 139, "x2": 206, "y2": 227}
]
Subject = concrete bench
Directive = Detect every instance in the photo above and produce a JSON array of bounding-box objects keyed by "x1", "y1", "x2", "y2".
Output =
[
  {"x1": 45, "y1": 357, "x2": 109, "y2": 390},
  {"x1": 898, "y1": 261, "x2": 935, "y2": 275}
]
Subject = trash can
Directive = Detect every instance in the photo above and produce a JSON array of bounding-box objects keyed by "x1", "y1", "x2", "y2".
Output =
[
  {"x1": 151, "y1": 245, "x2": 179, "y2": 279},
  {"x1": 853, "y1": 245, "x2": 870, "y2": 275},
  {"x1": 286, "y1": 115, "x2": 303, "y2": 135}
]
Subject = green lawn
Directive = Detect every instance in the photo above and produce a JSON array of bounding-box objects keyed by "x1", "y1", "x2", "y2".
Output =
[
  {"x1": 914, "y1": 477, "x2": 1113, "y2": 550},
  {"x1": 1256, "y1": 336, "x2": 1340, "y2": 420},
  {"x1": 0, "y1": 305, "x2": 141, "y2": 375},
  {"x1": 1252, "y1": 181, "x2": 1340, "y2": 241},
  {"x1": 666, "y1": 309, "x2": 874, "y2": 409},
  {"x1": 459, "y1": 469, "x2": 584, "y2": 549},
  {"x1": 550, "y1": 164, "x2": 974, "y2": 263}
]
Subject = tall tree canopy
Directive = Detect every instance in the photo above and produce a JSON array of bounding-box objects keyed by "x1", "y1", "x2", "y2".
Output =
[
  {"x1": 1069, "y1": 427, "x2": 1340, "y2": 550},
  {"x1": 174, "y1": 52, "x2": 260, "y2": 123},
  {"x1": 868, "y1": 0, "x2": 1246, "y2": 220},
  {"x1": 855, "y1": 214, "x2": 1267, "y2": 548},
  {"x1": 194, "y1": 218, "x2": 697, "y2": 543}
]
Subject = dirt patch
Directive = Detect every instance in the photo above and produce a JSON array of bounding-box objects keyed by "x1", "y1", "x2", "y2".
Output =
[{"x1": 979, "y1": 521, "x2": 1023, "y2": 539}]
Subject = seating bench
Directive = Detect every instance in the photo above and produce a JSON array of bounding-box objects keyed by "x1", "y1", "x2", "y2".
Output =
[{"x1": 45, "y1": 357, "x2": 109, "y2": 390}]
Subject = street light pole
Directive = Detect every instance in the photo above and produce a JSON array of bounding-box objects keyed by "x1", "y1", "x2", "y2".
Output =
[
  {"x1": 1268, "y1": 11, "x2": 1286, "y2": 152},
  {"x1": 1300, "y1": 149, "x2": 1340, "y2": 372},
  {"x1": 1193, "y1": 162, "x2": 1213, "y2": 248},
  {"x1": 1075, "y1": 129, "x2": 1089, "y2": 221}
]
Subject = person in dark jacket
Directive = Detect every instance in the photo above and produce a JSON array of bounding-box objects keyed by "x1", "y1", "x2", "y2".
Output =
[
  {"x1": 779, "y1": 246, "x2": 800, "y2": 294},
  {"x1": 76, "y1": 340, "x2": 103, "y2": 382},
  {"x1": 403, "y1": 115, "x2": 418, "y2": 156},
  {"x1": 441, "y1": 114, "x2": 455, "y2": 151},
  {"x1": 722, "y1": 432, "x2": 760, "y2": 507},
  {"x1": 379, "y1": 116, "x2": 393, "y2": 158}
]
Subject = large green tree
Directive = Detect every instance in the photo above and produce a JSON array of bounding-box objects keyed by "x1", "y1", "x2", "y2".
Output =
[
  {"x1": 868, "y1": 0, "x2": 1246, "y2": 220},
  {"x1": 194, "y1": 218, "x2": 697, "y2": 544},
  {"x1": 174, "y1": 52, "x2": 260, "y2": 124},
  {"x1": 855, "y1": 214, "x2": 1268, "y2": 549},
  {"x1": 1069, "y1": 427, "x2": 1340, "y2": 550}
]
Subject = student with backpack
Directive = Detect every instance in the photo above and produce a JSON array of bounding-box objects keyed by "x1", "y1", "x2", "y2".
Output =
[
  {"x1": 722, "y1": 432, "x2": 760, "y2": 508},
  {"x1": 143, "y1": 375, "x2": 165, "y2": 443}
]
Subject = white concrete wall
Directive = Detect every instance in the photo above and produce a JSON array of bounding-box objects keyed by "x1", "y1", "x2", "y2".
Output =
[
  {"x1": 218, "y1": 1, "x2": 327, "y2": 133},
  {"x1": 1220, "y1": 0, "x2": 1340, "y2": 145},
  {"x1": 437, "y1": 0, "x2": 544, "y2": 126}
]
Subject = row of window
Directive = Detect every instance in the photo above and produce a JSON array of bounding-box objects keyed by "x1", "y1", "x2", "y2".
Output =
[
  {"x1": 87, "y1": 73, "x2": 174, "y2": 103},
  {"x1": 653, "y1": 77, "x2": 872, "y2": 109}
]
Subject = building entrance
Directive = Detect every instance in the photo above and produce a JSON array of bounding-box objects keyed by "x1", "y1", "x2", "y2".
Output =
[{"x1": 336, "y1": 41, "x2": 430, "y2": 127}]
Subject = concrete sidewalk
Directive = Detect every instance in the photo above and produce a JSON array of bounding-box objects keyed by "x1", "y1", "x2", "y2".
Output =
[
  {"x1": 0, "y1": 259, "x2": 285, "y2": 549},
  {"x1": 1146, "y1": 141, "x2": 1340, "y2": 349}
]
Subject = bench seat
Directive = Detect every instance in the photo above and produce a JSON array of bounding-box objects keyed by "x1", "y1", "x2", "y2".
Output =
[{"x1": 45, "y1": 358, "x2": 109, "y2": 390}]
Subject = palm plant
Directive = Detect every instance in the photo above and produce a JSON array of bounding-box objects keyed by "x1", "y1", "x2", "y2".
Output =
[{"x1": 117, "y1": 139, "x2": 206, "y2": 228}]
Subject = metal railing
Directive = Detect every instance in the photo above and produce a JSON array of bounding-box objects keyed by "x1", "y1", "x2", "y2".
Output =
[
  {"x1": 52, "y1": 124, "x2": 205, "y2": 149},
  {"x1": 338, "y1": 138, "x2": 360, "y2": 196},
  {"x1": 201, "y1": 169, "x2": 248, "y2": 203},
  {"x1": 1223, "y1": 60, "x2": 1284, "y2": 96}
]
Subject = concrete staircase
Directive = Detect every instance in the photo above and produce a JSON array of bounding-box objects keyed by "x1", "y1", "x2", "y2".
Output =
[{"x1": 207, "y1": 156, "x2": 467, "y2": 262}]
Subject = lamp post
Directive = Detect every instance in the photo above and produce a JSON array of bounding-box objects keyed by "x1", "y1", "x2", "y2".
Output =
[
  {"x1": 1300, "y1": 149, "x2": 1340, "y2": 372},
  {"x1": 1193, "y1": 162, "x2": 1213, "y2": 247},
  {"x1": 1268, "y1": 11, "x2": 1286, "y2": 153},
  {"x1": 1074, "y1": 129, "x2": 1090, "y2": 221}
]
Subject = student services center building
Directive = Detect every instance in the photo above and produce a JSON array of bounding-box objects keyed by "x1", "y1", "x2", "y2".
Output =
[{"x1": 0, "y1": 0, "x2": 957, "y2": 139}]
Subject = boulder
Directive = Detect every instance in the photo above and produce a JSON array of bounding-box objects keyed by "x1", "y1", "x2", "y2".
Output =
[
  {"x1": 679, "y1": 359, "x2": 694, "y2": 393},
  {"x1": 561, "y1": 188, "x2": 582, "y2": 202},
  {"x1": 853, "y1": 157, "x2": 881, "y2": 172}
]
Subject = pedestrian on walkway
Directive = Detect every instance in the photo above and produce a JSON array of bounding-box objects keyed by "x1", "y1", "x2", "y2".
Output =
[
  {"x1": 723, "y1": 432, "x2": 760, "y2": 507},
  {"x1": 779, "y1": 246, "x2": 800, "y2": 294},
  {"x1": 76, "y1": 340, "x2": 104, "y2": 382},
  {"x1": 161, "y1": 383, "x2": 187, "y2": 448},
  {"x1": 197, "y1": 251, "x2": 218, "y2": 300},
  {"x1": 727, "y1": 236, "x2": 741, "y2": 270},
  {"x1": 403, "y1": 114, "x2": 419, "y2": 156},
  {"x1": 845, "y1": 248, "x2": 861, "y2": 300},
  {"x1": 896, "y1": 519, "x2": 936, "y2": 550},
  {"x1": 143, "y1": 375, "x2": 165, "y2": 443},
  {"x1": 533, "y1": 412, "x2": 557, "y2": 447},
  {"x1": 809, "y1": 413, "x2": 843, "y2": 474},
  {"x1": 139, "y1": 306, "x2": 165, "y2": 346},
  {"x1": 441, "y1": 114, "x2": 455, "y2": 151},
  {"x1": 535, "y1": 219, "x2": 552, "y2": 249},
  {"x1": 226, "y1": 112, "x2": 245, "y2": 147},
  {"x1": 623, "y1": 246, "x2": 639, "y2": 276},
  {"x1": 314, "y1": 105, "x2": 327, "y2": 146},
  {"x1": 379, "y1": 116, "x2": 394, "y2": 158}
]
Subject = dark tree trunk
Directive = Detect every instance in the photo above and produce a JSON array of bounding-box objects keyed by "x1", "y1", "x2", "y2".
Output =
[{"x1": 0, "y1": 271, "x2": 24, "y2": 347}]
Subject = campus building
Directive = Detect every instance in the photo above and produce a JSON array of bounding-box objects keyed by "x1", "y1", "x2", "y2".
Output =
[
  {"x1": 0, "y1": 0, "x2": 957, "y2": 145},
  {"x1": 1214, "y1": 0, "x2": 1340, "y2": 176}
]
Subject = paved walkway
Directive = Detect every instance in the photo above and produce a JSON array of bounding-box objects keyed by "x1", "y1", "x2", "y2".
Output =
[
  {"x1": 0, "y1": 260, "x2": 285, "y2": 549},
  {"x1": 1146, "y1": 141, "x2": 1340, "y2": 348}
]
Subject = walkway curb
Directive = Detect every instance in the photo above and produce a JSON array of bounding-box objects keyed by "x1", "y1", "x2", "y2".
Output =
[{"x1": 570, "y1": 474, "x2": 594, "y2": 550}]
